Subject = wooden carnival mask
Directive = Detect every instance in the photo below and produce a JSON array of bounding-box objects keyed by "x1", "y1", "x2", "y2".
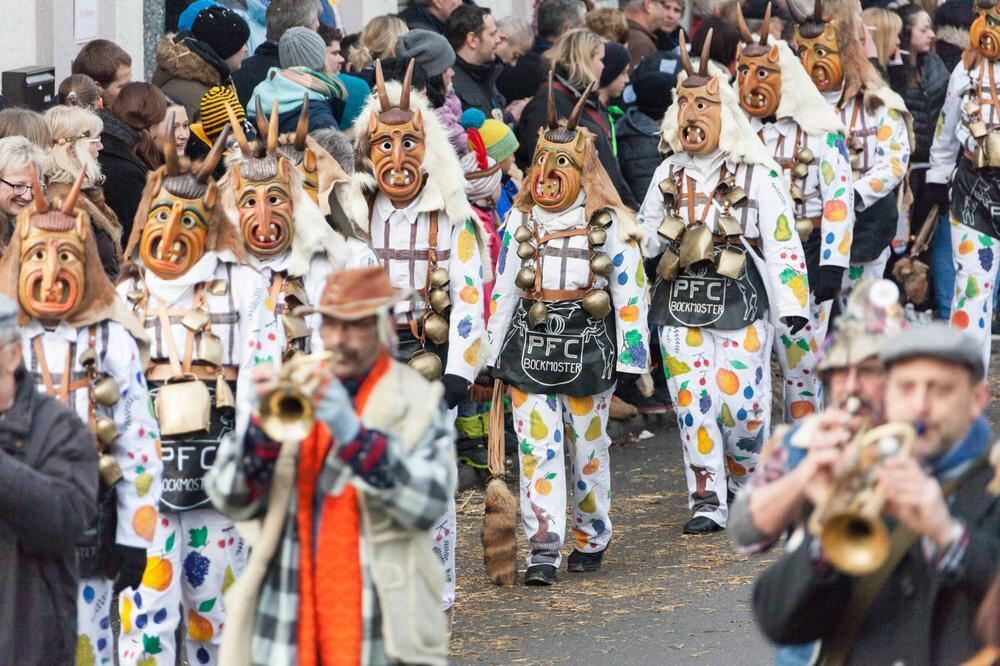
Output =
[
  {"x1": 790, "y1": 0, "x2": 843, "y2": 92},
  {"x1": 736, "y1": 4, "x2": 782, "y2": 119},
  {"x1": 17, "y1": 170, "x2": 88, "y2": 322},
  {"x1": 367, "y1": 60, "x2": 426, "y2": 205},
  {"x1": 971, "y1": 0, "x2": 1000, "y2": 60},
  {"x1": 228, "y1": 99, "x2": 296, "y2": 259},
  {"x1": 677, "y1": 29, "x2": 723, "y2": 156},
  {"x1": 140, "y1": 114, "x2": 228, "y2": 279},
  {"x1": 527, "y1": 73, "x2": 595, "y2": 213},
  {"x1": 275, "y1": 98, "x2": 320, "y2": 204}
]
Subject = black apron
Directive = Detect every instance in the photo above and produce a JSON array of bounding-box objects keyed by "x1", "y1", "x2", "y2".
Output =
[
  {"x1": 494, "y1": 298, "x2": 617, "y2": 397},
  {"x1": 851, "y1": 186, "x2": 899, "y2": 263},
  {"x1": 649, "y1": 245, "x2": 769, "y2": 330},
  {"x1": 149, "y1": 378, "x2": 236, "y2": 513},
  {"x1": 77, "y1": 482, "x2": 117, "y2": 578},
  {"x1": 950, "y1": 157, "x2": 1000, "y2": 240}
]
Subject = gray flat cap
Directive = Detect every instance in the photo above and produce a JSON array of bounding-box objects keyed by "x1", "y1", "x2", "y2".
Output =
[{"x1": 878, "y1": 321, "x2": 984, "y2": 381}]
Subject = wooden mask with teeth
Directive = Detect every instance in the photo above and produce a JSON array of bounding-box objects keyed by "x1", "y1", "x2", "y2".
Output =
[
  {"x1": 368, "y1": 60, "x2": 427, "y2": 204},
  {"x1": 972, "y1": 0, "x2": 1000, "y2": 60},
  {"x1": 527, "y1": 72, "x2": 595, "y2": 212},
  {"x1": 736, "y1": 4, "x2": 782, "y2": 118},
  {"x1": 276, "y1": 98, "x2": 320, "y2": 203},
  {"x1": 790, "y1": 0, "x2": 843, "y2": 92},
  {"x1": 139, "y1": 113, "x2": 230, "y2": 279},
  {"x1": 678, "y1": 29, "x2": 722, "y2": 155},
  {"x1": 228, "y1": 99, "x2": 296, "y2": 259}
]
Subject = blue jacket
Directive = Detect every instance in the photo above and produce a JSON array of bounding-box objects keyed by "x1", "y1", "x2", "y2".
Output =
[{"x1": 248, "y1": 68, "x2": 340, "y2": 132}]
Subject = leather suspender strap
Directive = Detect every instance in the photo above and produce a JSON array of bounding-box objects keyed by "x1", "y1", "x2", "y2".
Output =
[
  {"x1": 425, "y1": 210, "x2": 440, "y2": 294},
  {"x1": 268, "y1": 273, "x2": 285, "y2": 315},
  {"x1": 537, "y1": 228, "x2": 589, "y2": 245},
  {"x1": 32, "y1": 335, "x2": 75, "y2": 405},
  {"x1": 86, "y1": 326, "x2": 97, "y2": 433}
]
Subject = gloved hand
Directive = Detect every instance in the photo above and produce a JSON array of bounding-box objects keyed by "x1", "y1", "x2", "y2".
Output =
[
  {"x1": 782, "y1": 316, "x2": 809, "y2": 336},
  {"x1": 442, "y1": 373, "x2": 470, "y2": 409},
  {"x1": 111, "y1": 545, "x2": 147, "y2": 594},
  {"x1": 813, "y1": 265, "x2": 844, "y2": 303},
  {"x1": 315, "y1": 377, "x2": 362, "y2": 443},
  {"x1": 924, "y1": 182, "x2": 950, "y2": 211}
]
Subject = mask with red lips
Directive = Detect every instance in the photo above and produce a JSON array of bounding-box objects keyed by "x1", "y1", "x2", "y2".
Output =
[
  {"x1": 971, "y1": 0, "x2": 1000, "y2": 60},
  {"x1": 677, "y1": 29, "x2": 723, "y2": 155}
]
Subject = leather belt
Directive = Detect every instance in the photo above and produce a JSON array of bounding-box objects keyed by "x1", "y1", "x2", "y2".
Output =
[
  {"x1": 520, "y1": 288, "x2": 589, "y2": 301},
  {"x1": 146, "y1": 363, "x2": 238, "y2": 382}
]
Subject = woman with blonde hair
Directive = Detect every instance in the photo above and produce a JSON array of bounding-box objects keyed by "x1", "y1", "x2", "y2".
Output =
[
  {"x1": 862, "y1": 7, "x2": 904, "y2": 70},
  {"x1": 514, "y1": 29, "x2": 637, "y2": 208},
  {"x1": 44, "y1": 104, "x2": 121, "y2": 279},
  {"x1": 346, "y1": 15, "x2": 408, "y2": 72},
  {"x1": 0, "y1": 108, "x2": 52, "y2": 147}
]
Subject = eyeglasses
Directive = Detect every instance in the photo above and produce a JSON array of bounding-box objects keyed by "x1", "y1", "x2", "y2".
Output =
[{"x1": 0, "y1": 178, "x2": 38, "y2": 197}]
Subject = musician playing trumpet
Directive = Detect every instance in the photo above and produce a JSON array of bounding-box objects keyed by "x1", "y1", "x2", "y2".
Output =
[
  {"x1": 207, "y1": 267, "x2": 455, "y2": 666},
  {"x1": 753, "y1": 320, "x2": 1000, "y2": 664}
]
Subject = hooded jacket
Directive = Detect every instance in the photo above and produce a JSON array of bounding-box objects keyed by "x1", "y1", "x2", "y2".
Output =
[
  {"x1": 96, "y1": 109, "x2": 149, "y2": 245},
  {"x1": 452, "y1": 56, "x2": 506, "y2": 115},
  {"x1": 249, "y1": 67, "x2": 341, "y2": 132},
  {"x1": 152, "y1": 32, "x2": 232, "y2": 120},
  {"x1": 233, "y1": 40, "x2": 280, "y2": 108},
  {"x1": 615, "y1": 107, "x2": 664, "y2": 203}
]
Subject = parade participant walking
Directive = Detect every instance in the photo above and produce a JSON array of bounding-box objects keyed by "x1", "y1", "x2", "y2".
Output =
[
  {"x1": 640, "y1": 31, "x2": 810, "y2": 534},
  {"x1": 790, "y1": 0, "x2": 912, "y2": 305},
  {"x1": 339, "y1": 59, "x2": 490, "y2": 610},
  {"x1": 0, "y1": 170, "x2": 160, "y2": 666},
  {"x1": 927, "y1": 0, "x2": 1000, "y2": 371},
  {"x1": 486, "y1": 74, "x2": 649, "y2": 585},
  {"x1": 733, "y1": 4, "x2": 854, "y2": 423},
  {"x1": 207, "y1": 266, "x2": 454, "y2": 666},
  {"x1": 115, "y1": 126, "x2": 280, "y2": 666}
]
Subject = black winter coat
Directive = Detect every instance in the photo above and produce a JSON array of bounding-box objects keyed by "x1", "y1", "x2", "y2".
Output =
[
  {"x1": 615, "y1": 108, "x2": 665, "y2": 203},
  {"x1": 398, "y1": 4, "x2": 447, "y2": 34},
  {"x1": 97, "y1": 109, "x2": 150, "y2": 246},
  {"x1": 0, "y1": 371, "x2": 97, "y2": 664},
  {"x1": 452, "y1": 57, "x2": 506, "y2": 115},
  {"x1": 233, "y1": 41, "x2": 280, "y2": 109},
  {"x1": 497, "y1": 36, "x2": 551, "y2": 103},
  {"x1": 515, "y1": 76, "x2": 639, "y2": 209},
  {"x1": 890, "y1": 52, "x2": 950, "y2": 162}
]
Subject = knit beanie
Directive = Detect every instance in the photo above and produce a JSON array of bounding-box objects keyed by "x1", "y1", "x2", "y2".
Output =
[
  {"x1": 461, "y1": 151, "x2": 502, "y2": 202},
  {"x1": 199, "y1": 86, "x2": 244, "y2": 140},
  {"x1": 279, "y1": 27, "x2": 327, "y2": 71},
  {"x1": 634, "y1": 72, "x2": 675, "y2": 121},
  {"x1": 396, "y1": 30, "x2": 456, "y2": 79},
  {"x1": 600, "y1": 42, "x2": 630, "y2": 88},
  {"x1": 179, "y1": 0, "x2": 220, "y2": 32},
  {"x1": 192, "y1": 5, "x2": 250, "y2": 60},
  {"x1": 460, "y1": 108, "x2": 519, "y2": 163}
]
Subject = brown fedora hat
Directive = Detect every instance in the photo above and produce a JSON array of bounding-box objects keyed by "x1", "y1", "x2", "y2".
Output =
[{"x1": 295, "y1": 266, "x2": 409, "y2": 320}]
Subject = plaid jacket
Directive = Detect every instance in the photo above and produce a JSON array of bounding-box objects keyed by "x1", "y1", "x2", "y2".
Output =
[{"x1": 208, "y1": 360, "x2": 455, "y2": 665}]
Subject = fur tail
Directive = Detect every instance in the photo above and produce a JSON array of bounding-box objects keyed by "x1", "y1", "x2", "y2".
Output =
[{"x1": 482, "y1": 478, "x2": 517, "y2": 586}]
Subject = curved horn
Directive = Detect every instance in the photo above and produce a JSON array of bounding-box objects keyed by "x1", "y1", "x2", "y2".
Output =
[
  {"x1": 678, "y1": 29, "x2": 695, "y2": 76},
  {"x1": 374, "y1": 59, "x2": 390, "y2": 111},
  {"x1": 399, "y1": 58, "x2": 415, "y2": 111},
  {"x1": 225, "y1": 103, "x2": 251, "y2": 156},
  {"x1": 698, "y1": 28, "x2": 714, "y2": 77},
  {"x1": 253, "y1": 96, "x2": 269, "y2": 144},
  {"x1": 812, "y1": 0, "x2": 823, "y2": 21},
  {"x1": 293, "y1": 94, "x2": 310, "y2": 150},
  {"x1": 60, "y1": 169, "x2": 86, "y2": 215},
  {"x1": 566, "y1": 80, "x2": 596, "y2": 131},
  {"x1": 163, "y1": 111, "x2": 181, "y2": 177},
  {"x1": 760, "y1": 3, "x2": 772, "y2": 46},
  {"x1": 267, "y1": 97, "x2": 279, "y2": 155},
  {"x1": 196, "y1": 126, "x2": 231, "y2": 183},
  {"x1": 31, "y1": 166, "x2": 47, "y2": 214},
  {"x1": 786, "y1": 0, "x2": 809, "y2": 24},
  {"x1": 546, "y1": 70, "x2": 558, "y2": 129},
  {"x1": 735, "y1": 2, "x2": 754, "y2": 43}
]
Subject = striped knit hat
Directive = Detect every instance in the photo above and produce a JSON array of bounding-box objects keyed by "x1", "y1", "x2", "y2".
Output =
[
  {"x1": 460, "y1": 108, "x2": 518, "y2": 163},
  {"x1": 199, "y1": 86, "x2": 243, "y2": 140}
]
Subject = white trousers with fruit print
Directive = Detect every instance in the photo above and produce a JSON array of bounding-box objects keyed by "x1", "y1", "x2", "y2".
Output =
[
  {"x1": 773, "y1": 295, "x2": 830, "y2": 425},
  {"x1": 659, "y1": 322, "x2": 775, "y2": 527},
  {"x1": 118, "y1": 509, "x2": 247, "y2": 666},
  {"x1": 76, "y1": 576, "x2": 114, "y2": 665},
  {"x1": 950, "y1": 220, "x2": 1000, "y2": 373},
  {"x1": 431, "y1": 495, "x2": 457, "y2": 610},
  {"x1": 838, "y1": 247, "x2": 891, "y2": 313},
  {"x1": 512, "y1": 387, "x2": 614, "y2": 568}
]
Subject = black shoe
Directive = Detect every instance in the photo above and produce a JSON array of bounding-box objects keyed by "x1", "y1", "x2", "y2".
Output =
[
  {"x1": 567, "y1": 548, "x2": 606, "y2": 572},
  {"x1": 524, "y1": 564, "x2": 557, "y2": 586},
  {"x1": 682, "y1": 516, "x2": 724, "y2": 534},
  {"x1": 614, "y1": 380, "x2": 670, "y2": 415}
]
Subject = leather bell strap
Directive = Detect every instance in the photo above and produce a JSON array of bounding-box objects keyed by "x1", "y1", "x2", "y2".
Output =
[
  {"x1": 683, "y1": 166, "x2": 731, "y2": 228},
  {"x1": 32, "y1": 326, "x2": 100, "y2": 440},
  {"x1": 146, "y1": 363, "x2": 237, "y2": 382},
  {"x1": 521, "y1": 288, "x2": 589, "y2": 301},
  {"x1": 267, "y1": 273, "x2": 285, "y2": 315},
  {"x1": 154, "y1": 286, "x2": 207, "y2": 378},
  {"x1": 525, "y1": 212, "x2": 597, "y2": 301}
]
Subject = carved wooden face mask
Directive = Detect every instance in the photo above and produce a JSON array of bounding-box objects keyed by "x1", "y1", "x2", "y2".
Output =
[
  {"x1": 790, "y1": 0, "x2": 843, "y2": 92},
  {"x1": 17, "y1": 172, "x2": 88, "y2": 322},
  {"x1": 971, "y1": 1, "x2": 1000, "y2": 60},
  {"x1": 367, "y1": 60, "x2": 426, "y2": 204},
  {"x1": 736, "y1": 3, "x2": 782, "y2": 118},
  {"x1": 677, "y1": 29, "x2": 723, "y2": 155}
]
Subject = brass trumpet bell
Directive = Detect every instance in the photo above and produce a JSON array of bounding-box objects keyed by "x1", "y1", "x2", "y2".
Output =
[
  {"x1": 515, "y1": 266, "x2": 536, "y2": 290},
  {"x1": 408, "y1": 350, "x2": 443, "y2": 382},
  {"x1": 590, "y1": 209, "x2": 613, "y2": 228},
  {"x1": 513, "y1": 224, "x2": 533, "y2": 243},
  {"x1": 98, "y1": 453, "x2": 123, "y2": 486},
  {"x1": 792, "y1": 162, "x2": 809, "y2": 180},
  {"x1": 429, "y1": 287, "x2": 451, "y2": 314},
  {"x1": 590, "y1": 252, "x2": 613, "y2": 276},
  {"x1": 657, "y1": 213, "x2": 685, "y2": 241},
  {"x1": 528, "y1": 300, "x2": 548, "y2": 328},
  {"x1": 95, "y1": 416, "x2": 118, "y2": 446},
  {"x1": 257, "y1": 351, "x2": 336, "y2": 441},
  {"x1": 581, "y1": 289, "x2": 611, "y2": 319},
  {"x1": 423, "y1": 313, "x2": 449, "y2": 345},
  {"x1": 715, "y1": 247, "x2": 746, "y2": 280},
  {"x1": 796, "y1": 147, "x2": 815, "y2": 165},
  {"x1": 679, "y1": 223, "x2": 713, "y2": 268},
  {"x1": 91, "y1": 376, "x2": 120, "y2": 406},
  {"x1": 517, "y1": 241, "x2": 536, "y2": 260},
  {"x1": 795, "y1": 217, "x2": 815, "y2": 241},
  {"x1": 587, "y1": 227, "x2": 608, "y2": 246},
  {"x1": 429, "y1": 267, "x2": 450, "y2": 289},
  {"x1": 716, "y1": 213, "x2": 743, "y2": 238},
  {"x1": 724, "y1": 186, "x2": 748, "y2": 209},
  {"x1": 656, "y1": 249, "x2": 681, "y2": 281}
]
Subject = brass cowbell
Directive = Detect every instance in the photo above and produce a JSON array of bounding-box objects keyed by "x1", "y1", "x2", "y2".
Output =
[
  {"x1": 581, "y1": 289, "x2": 611, "y2": 319},
  {"x1": 528, "y1": 300, "x2": 548, "y2": 328},
  {"x1": 679, "y1": 223, "x2": 713, "y2": 268},
  {"x1": 215, "y1": 374, "x2": 236, "y2": 410},
  {"x1": 795, "y1": 217, "x2": 815, "y2": 241},
  {"x1": 792, "y1": 162, "x2": 809, "y2": 180},
  {"x1": 587, "y1": 227, "x2": 607, "y2": 246},
  {"x1": 408, "y1": 350, "x2": 443, "y2": 381},
  {"x1": 513, "y1": 224, "x2": 533, "y2": 243},
  {"x1": 590, "y1": 252, "x2": 613, "y2": 276},
  {"x1": 198, "y1": 332, "x2": 225, "y2": 365},
  {"x1": 515, "y1": 266, "x2": 536, "y2": 290},
  {"x1": 429, "y1": 267, "x2": 450, "y2": 289},
  {"x1": 716, "y1": 213, "x2": 742, "y2": 238},
  {"x1": 656, "y1": 249, "x2": 681, "y2": 281},
  {"x1": 429, "y1": 287, "x2": 451, "y2": 314},
  {"x1": 657, "y1": 213, "x2": 685, "y2": 241},
  {"x1": 98, "y1": 453, "x2": 123, "y2": 486},
  {"x1": 95, "y1": 416, "x2": 118, "y2": 446},
  {"x1": 91, "y1": 375, "x2": 120, "y2": 406},
  {"x1": 716, "y1": 247, "x2": 746, "y2": 280},
  {"x1": 796, "y1": 147, "x2": 815, "y2": 165},
  {"x1": 517, "y1": 241, "x2": 536, "y2": 260},
  {"x1": 424, "y1": 313, "x2": 449, "y2": 345}
]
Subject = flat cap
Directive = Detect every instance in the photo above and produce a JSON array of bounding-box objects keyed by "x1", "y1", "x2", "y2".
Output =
[{"x1": 879, "y1": 322, "x2": 985, "y2": 381}]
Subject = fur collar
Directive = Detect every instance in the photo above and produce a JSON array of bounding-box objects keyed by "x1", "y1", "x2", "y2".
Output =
[
  {"x1": 771, "y1": 40, "x2": 845, "y2": 137},
  {"x1": 155, "y1": 33, "x2": 224, "y2": 87},
  {"x1": 937, "y1": 25, "x2": 970, "y2": 49}
]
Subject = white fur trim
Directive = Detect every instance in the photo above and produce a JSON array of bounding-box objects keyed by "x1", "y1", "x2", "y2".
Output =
[{"x1": 771, "y1": 41, "x2": 846, "y2": 137}]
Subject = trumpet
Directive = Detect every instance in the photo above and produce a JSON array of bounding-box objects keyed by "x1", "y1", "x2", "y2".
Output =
[
  {"x1": 808, "y1": 419, "x2": 917, "y2": 576},
  {"x1": 257, "y1": 351, "x2": 337, "y2": 442}
]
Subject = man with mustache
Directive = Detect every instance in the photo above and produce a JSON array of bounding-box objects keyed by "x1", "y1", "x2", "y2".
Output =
[
  {"x1": 789, "y1": 0, "x2": 912, "y2": 310},
  {"x1": 0, "y1": 171, "x2": 160, "y2": 666},
  {"x1": 928, "y1": 0, "x2": 1000, "y2": 373},
  {"x1": 753, "y1": 321, "x2": 1000, "y2": 664},
  {"x1": 733, "y1": 3, "x2": 854, "y2": 425},
  {"x1": 115, "y1": 127, "x2": 281, "y2": 666},
  {"x1": 640, "y1": 30, "x2": 810, "y2": 535}
]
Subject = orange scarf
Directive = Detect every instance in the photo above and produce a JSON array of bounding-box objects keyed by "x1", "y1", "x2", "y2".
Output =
[{"x1": 296, "y1": 354, "x2": 391, "y2": 666}]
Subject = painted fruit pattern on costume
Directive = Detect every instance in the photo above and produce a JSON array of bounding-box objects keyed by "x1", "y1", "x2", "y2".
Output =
[{"x1": 950, "y1": 220, "x2": 999, "y2": 372}]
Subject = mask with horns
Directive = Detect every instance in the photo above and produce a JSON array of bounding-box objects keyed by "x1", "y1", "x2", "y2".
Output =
[
  {"x1": 368, "y1": 59, "x2": 426, "y2": 204},
  {"x1": 971, "y1": 0, "x2": 1000, "y2": 60},
  {"x1": 789, "y1": 0, "x2": 843, "y2": 92},
  {"x1": 736, "y1": 4, "x2": 782, "y2": 118},
  {"x1": 275, "y1": 97, "x2": 321, "y2": 204},
  {"x1": 227, "y1": 98, "x2": 296, "y2": 259},
  {"x1": 678, "y1": 29, "x2": 723, "y2": 155},
  {"x1": 138, "y1": 112, "x2": 230, "y2": 279}
]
